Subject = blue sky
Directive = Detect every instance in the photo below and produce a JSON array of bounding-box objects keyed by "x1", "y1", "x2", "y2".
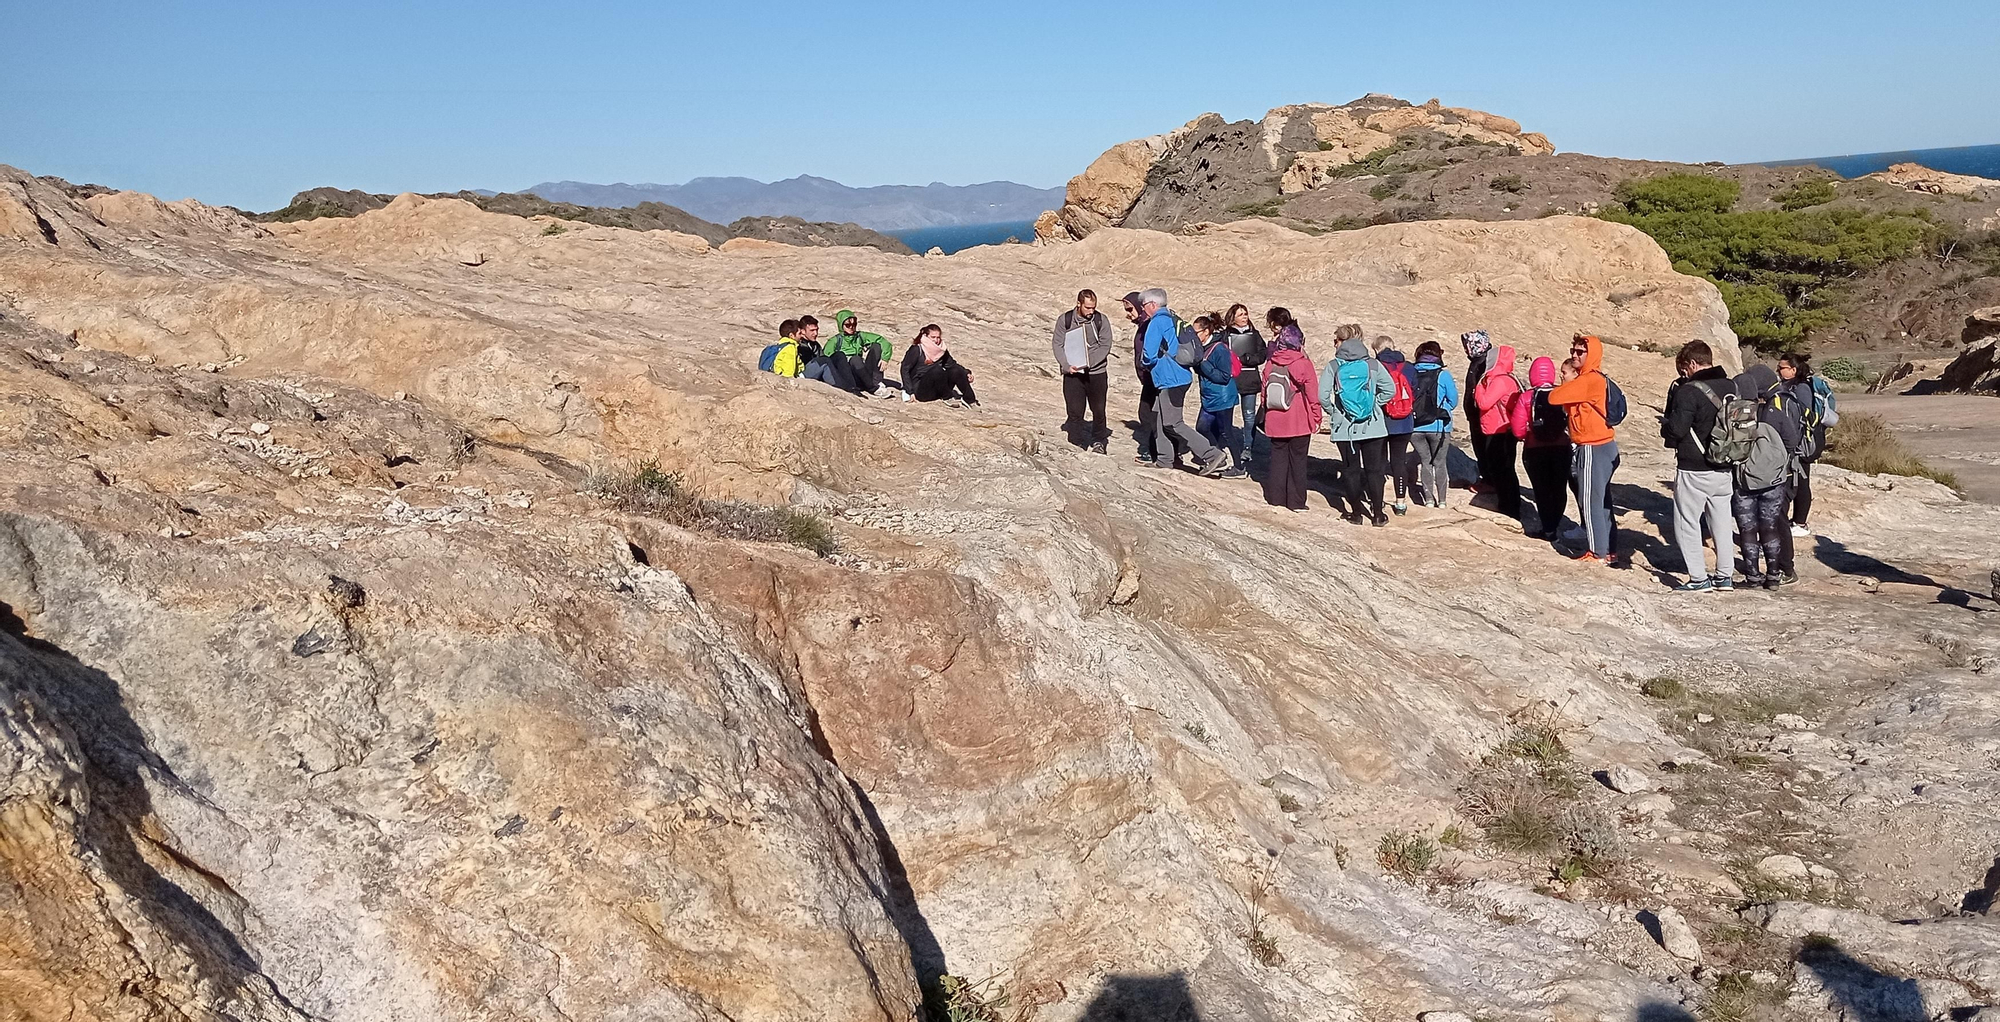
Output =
[{"x1": 5, "y1": 0, "x2": 1996, "y2": 210}]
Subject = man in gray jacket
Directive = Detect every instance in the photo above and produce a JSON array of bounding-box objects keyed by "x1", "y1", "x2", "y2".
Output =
[{"x1": 1053, "y1": 289, "x2": 1114, "y2": 453}]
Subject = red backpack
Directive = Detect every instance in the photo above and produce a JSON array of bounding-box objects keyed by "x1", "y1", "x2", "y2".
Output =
[{"x1": 1383, "y1": 362, "x2": 1415, "y2": 419}]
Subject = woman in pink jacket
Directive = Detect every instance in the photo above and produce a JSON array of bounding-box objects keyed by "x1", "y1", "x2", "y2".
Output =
[
  {"x1": 1259, "y1": 308, "x2": 1322, "y2": 511},
  {"x1": 1472, "y1": 344, "x2": 1525, "y2": 519}
]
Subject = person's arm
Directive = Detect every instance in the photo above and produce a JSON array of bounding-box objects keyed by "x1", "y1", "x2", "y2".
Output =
[
  {"x1": 899, "y1": 345, "x2": 922, "y2": 391},
  {"x1": 1301, "y1": 362, "x2": 1324, "y2": 432},
  {"x1": 1318, "y1": 362, "x2": 1339, "y2": 416},
  {"x1": 1372, "y1": 361, "x2": 1396, "y2": 404},
  {"x1": 1662, "y1": 386, "x2": 1694, "y2": 449},
  {"x1": 1439, "y1": 370, "x2": 1460, "y2": 412},
  {"x1": 1052, "y1": 313, "x2": 1070, "y2": 369},
  {"x1": 1088, "y1": 313, "x2": 1113, "y2": 370},
  {"x1": 1547, "y1": 374, "x2": 1592, "y2": 407}
]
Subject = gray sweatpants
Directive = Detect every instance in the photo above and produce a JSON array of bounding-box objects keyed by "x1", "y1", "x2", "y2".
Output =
[
  {"x1": 1673, "y1": 468, "x2": 1735, "y2": 582},
  {"x1": 1153, "y1": 384, "x2": 1218, "y2": 465},
  {"x1": 1412, "y1": 432, "x2": 1452, "y2": 506},
  {"x1": 1573, "y1": 440, "x2": 1619, "y2": 558}
]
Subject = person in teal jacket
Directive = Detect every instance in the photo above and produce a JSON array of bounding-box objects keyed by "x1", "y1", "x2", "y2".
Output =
[
  {"x1": 824, "y1": 309, "x2": 894, "y2": 396},
  {"x1": 1408, "y1": 340, "x2": 1460, "y2": 508},
  {"x1": 1137, "y1": 288, "x2": 1226, "y2": 475},
  {"x1": 1318, "y1": 328, "x2": 1398, "y2": 525}
]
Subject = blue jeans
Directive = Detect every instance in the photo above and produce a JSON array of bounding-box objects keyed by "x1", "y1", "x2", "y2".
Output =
[
  {"x1": 1236, "y1": 389, "x2": 1261, "y2": 465},
  {"x1": 1197, "y1": 406, "x2": 1239, "y2": 467}
]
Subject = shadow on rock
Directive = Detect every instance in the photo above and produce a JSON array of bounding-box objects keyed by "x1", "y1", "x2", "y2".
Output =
[
  {"x1": 1077, "y1": 972, "x2": 1205, "y2": 1022},
  {"x1": 0, "y1": 601, "x2": 305, "y2": 1013},
  {"x1": 1812, "y1": 536, "x2": 1990, "y2": 610},
  {"x1": 1609, "y1": 481, "x2": 1681, "y2": 577},
  {"x1": 1798, "y1": 937, "x2": 1929, "y2": 1022},
  {"x1": 1635, "y1": 1001, "x2": 1698, "y2": 1022}
]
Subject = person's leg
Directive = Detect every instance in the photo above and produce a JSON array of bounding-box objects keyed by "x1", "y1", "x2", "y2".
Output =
[
  {"x1": 1467, "y1": 425, "x2": 1490, "y2": 487},
  {"x1": 1137, "y1": 380, "x2": 1160, "y2": 461},
  {"x1": 1493, "y1": 434, "x2": 1521, "y2": 516},
  {"x1": 1791, "y1": 459, "x2": 1815, "y2": 528},
  {"x1": 1362, "y1": 436, "x2": 1388, "y2": 520},
  {"x1": 1671, "y1": 471, "x2": 1710, "y2": 582},
  {"x1": 1062, "y1": 373, "x2": 1086, "y2": 445},
  {"x1": 1335, "y1": 441, "x2": 1362, "y2": 516},
  {"x1": 1535, "y1": 445, "x2": 1573, "y2": 536},
  {"x1": 1087, "y1": 372, "x2": 1109, "y2": 447},
  {"x1": 1196, "y1": 408, "x2": 1222, "y2": 454},
  {"x1": 1386, "y1": 434, "x2": 1410, "y2": 505},
  {"x1": 913, "y1": 371, "x2": 953, "y2": 402},
  {"x1": 1151, "y1": 386, "x2": 1179, "y2": 462},
  {"x1": 1703, "y1": 477, "x2": 1735, "y2": 582},
  {"x1": 1428, "y1": 434, "x2": 1452, "y2": 506},
  {"x1": 1731, "y1": 492, "x2": 1763, "y2": 583},
  {"x1": 1236, "y1": 391, "x2": 1258, "y2": 467},
  {"x1": 861, "y1": 347, "x2": 883, "y2": 391},
  {"x1": 953, "y1": 365, "x2": 977, "y2": 404},
  {"x1": 1219, "y1": 405, "x2": 1242, "y2": 470},
  {"x1": 1263, "y1": 435, "x2": 1290, "y2": 505},
  {"x1": 1581, "y1": 443, "x2": 1615, "y2": 558},
  {"x1": 1162, "y1": 386, "x2": 1219, "y2": 465},
  {"x1": 1601, "y1": 443, "x2": 1621, "y2": 556},
  {"x1": 1766, "y1": 483, "x2": 1794, "y2": 578},
  {"x1": 1287, "y1": 437, "x2": 1311, "y2": 509}
]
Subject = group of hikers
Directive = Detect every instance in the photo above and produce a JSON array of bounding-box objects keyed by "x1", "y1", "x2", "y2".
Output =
[
  {"x1": 758, "y1": 288, "x2": 1838, "y2": 590},
  {"x1": 761, "y1": 310, "x2": 979, "y2": 406}
]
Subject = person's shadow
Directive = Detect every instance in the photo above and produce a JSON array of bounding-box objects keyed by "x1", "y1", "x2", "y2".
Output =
[
  {"x1": 1797, "y1": 938, "x2": 1930, "y2": 1022},
  {"x1": 1076, "y1": 972, "x2": 1205, "y2": 1021},
  {"x1": 1813, "y1": 536, "x2": 1991, "y2": 610},
  {"x1": 1608, "y1": 481, "x2": 1684, "y2": 580}
]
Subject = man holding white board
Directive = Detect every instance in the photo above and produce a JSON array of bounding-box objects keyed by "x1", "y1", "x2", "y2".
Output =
[{"x1": 1052, "y1": 289, "x2": 1114, "y2": 453}]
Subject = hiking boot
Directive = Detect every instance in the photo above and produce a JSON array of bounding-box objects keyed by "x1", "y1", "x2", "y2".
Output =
[
  {"x1": 1673, "y1": 578, "x2": 1714, "y2": 593},
  {"x1": 1196, "y1": 452, "x2": 1230, "y2": 478},
  {"x1": 1775, "y1": 571, "x2": 1799, "y2": 587},
  {"x1": 1714, "y1": 577, "x2": 1736, "y2": 592}
]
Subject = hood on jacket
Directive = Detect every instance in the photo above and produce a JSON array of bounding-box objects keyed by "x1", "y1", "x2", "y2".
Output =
[
  {"x1": 1528, "y1": 356, "x2": 1557, "y2": 388},
  {"x1": 1736, "y1": 364, "x2": 1780, "y2": 401},
  {"x1": 1377, "y1": 348, "x2": 1406, "y2": 366},
  {"x1": 1269, "y1": 346, "x2": 1308, "y2": 366},
  {"x1": 1486, "y1": 345, "x2": 1517, "y2": 380},
  {"x1": 1336, "y1": 337, "x2": 1371, "y2": 362},
  {"x1": 1576, "y1": 334, "x2": 1603, "y2": 375},
  {"x1": 1461, "y1": 330, "x2": 1492, "y2": 359},
  {"x1": 834, "y1": 308, "x2": 859, "y2": 333}
]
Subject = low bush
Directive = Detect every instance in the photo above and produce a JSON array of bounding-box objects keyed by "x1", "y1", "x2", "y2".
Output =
[
  {"x1": 934, "y1": 974, "x2": 1029, "y2": 1022},
  {"x1": 1376, "y1": 830, "x2": 1440, "y2": 879},
  {"x1": 1640, "y1": 676, "x2": 1687, "y2": 700},
  {"x1": 1489, "y1": 173, "x2": 1527, "y2": 194},
  {"x1": 1774, "y1": 177, "x2": 1837, "y2": 211},
  {"x1": 585, "y1": 460, "x2": 842, "y2": 556},
  {"x1": 541, "y1": 222, "x2": 568, "y2": 236},
  {"x1": 1818, "y1": 355, "x2": 1867, "y2": 383},
  {"x1": 1601, "y1": 173, "x2": 1935, "y2": 351},
  {"x1": 1822, "y1": 413, "x2": 1960, "y2": 490},
  {"x1": 1367, "y1": 176, "x2": 1405, "y2": 202},
  {"x1": 1330, "y1": 138, "x2": 1422, "y2": 179},
  {"x1": 1227, "y1": 197, "x2": 1286, "y2": 218}
]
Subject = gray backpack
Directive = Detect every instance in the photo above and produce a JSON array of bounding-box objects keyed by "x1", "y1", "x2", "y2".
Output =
[
  {"x1": 1264, "y1": 361, "x2": 1294, "y2": 412},
  {"x1": 1737, "y1": 422, "x2": 1791, "y2": 491},
  {"x1": 1701, "y1": 387, "x2": 1760, "y2": 467}
]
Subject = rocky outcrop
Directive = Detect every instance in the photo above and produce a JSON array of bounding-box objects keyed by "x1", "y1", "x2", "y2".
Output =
[
  {"x1": 5, "y1": 162, "x2": 1997, "y2": 1022},
  {"x1": 1037, "y1": 96, "x2": 1556, "y2": 242},
  {"x1": 1863, "y1": 162, "x2": 2000, "y2": 197},
  {"x1": 1932, "y1": 335, "x2": 2000, "y2": 395}
]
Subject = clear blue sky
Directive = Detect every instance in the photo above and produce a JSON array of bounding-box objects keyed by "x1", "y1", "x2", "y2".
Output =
[{"x1": 5, "y1": 0, "x2": 1996, "y2": 211}]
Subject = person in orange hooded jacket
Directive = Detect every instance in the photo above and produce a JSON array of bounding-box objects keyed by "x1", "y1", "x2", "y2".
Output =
[{"x1": 1548, "y1": 334, "x2": 1620, "y2": 562}]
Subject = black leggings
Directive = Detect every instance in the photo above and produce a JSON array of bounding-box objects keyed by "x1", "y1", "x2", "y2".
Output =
[
  {"x1": 1522, "y1": 443, "x2": 1572, "y2": 536},
  {"x1": 1338, "y1": 437, "x2": 1389, "y2": 519},
  {"x1": 1478, "y1": 431, "x2": 1522, "y2": 516},
  {"x1": 1733, "y1": 483, "x2": 1794, "y2": 581},
  {"x1": 1386, "y1": 433, "x2": 1412, "y2": 499},
  {"x1": 1137, "y1": 378, "x2": 1160, "y2": 460},
  {"x1": 1062, "y1": 371, "x2": 1109, "y2": 445},
  {"x1": 1791, "y1": 458, "x2": 1815, "y2": 526}
]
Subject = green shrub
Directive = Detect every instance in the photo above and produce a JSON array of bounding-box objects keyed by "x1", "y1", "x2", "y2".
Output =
[
  {"x1": 1602, "y1": 173, "x2": 1933, "y2": 350},
  {"x1": 1331, "y1": 138, "x2": 1422, "y2": 179},
  {"x1": 584, "y1": 460, "x2": 841, "y2": 556},
  {"x1": 1275, "y1": 792, "x2": 1302, "y2": 813},
  {"x1": 1818, "y1": 356, "x2": 1867, "y2": 382},
  {"x1": 1376, "y1": 831, "x2": 1440, "y2": 879},
  {"x1": 261, "y1": 200, "x2": 360, "y2": 223},
  {"x1": 1774, "y1": 177, "x2": 1837, "y2": 211},
  {"x1": 1368, "y1": 175, "x2": 1406, "y2": 202},
  {"x1": 541, "y1": 222, "x2": 568, "y2": 236},
  {"x1": 1640, "y1": 676, "x2": 1687, "y2": 700},
  {"x1": 934, "y1": 973, "x2": 1027, "y2": 1022},
  {"x1": 1822, "y1": 412, "x2": 1960, "y2": 490},
  {"x1": 1227, "y1": 197, "x2": 1286, "y2": 218},
  {"x1": 1489, "y1": 173, "x2": 1527, "y2": 194}
]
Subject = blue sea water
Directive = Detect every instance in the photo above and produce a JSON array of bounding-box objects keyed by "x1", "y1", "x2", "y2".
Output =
[
  {"x1": 1764, "y1": 143, "x2": 2000, "y2": 180},
  {"x1": 891, "y1": 220, "x2": 1038, "y2": 254}
]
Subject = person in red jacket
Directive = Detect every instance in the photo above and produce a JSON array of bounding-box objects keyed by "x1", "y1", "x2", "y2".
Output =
[
  {"x1": 1258, "y1": 309, "x2": 1321, "y2": 511},
  {"x1": 1547, "y1": 335, "x2": 1620, "y2": 562}
]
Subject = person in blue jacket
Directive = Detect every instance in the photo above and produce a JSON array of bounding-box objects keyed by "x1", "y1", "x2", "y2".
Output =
[
  {"x1": 1191, "y1": 313, "x2": 1248, "y2": 478},
  {"x1": 1408, "y1": 340, "x2": 1460, "y2": 508},
  {"x1": 1137, "y1": 288, "x2": 1227, "y2": 476}
]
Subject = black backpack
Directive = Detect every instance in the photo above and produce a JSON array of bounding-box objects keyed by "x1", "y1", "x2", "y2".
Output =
[
  {"x1": 1529, "y1": 389, "x2": 1569, "y2": 442},
  {"x1": 1412, "y1": 368, "x2": 1445, "y2": 427}
]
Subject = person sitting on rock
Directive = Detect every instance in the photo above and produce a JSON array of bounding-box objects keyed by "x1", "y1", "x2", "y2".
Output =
[
  {"x1": 900, "y1": 324, "x2": 978, "y2": 406},
  {"x1": 824, "y1": 309, "x2": 895, "y2": 396},
  {"x1": 794, "y1": 315, "x2": 834, "y2": 385},
  {"x1": 763, "y1": 319, "x2": 804, "y2": 377}
]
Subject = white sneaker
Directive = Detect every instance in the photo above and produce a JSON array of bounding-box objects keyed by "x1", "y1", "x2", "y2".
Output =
[{"x1": 1790, "y1": 525, "x2": 1810, "y2": 538}]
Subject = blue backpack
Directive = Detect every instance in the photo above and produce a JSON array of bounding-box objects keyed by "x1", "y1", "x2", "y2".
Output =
[
  {"x1": 758, "y1": 342, "x2": 784, "y2": 373},
  {"x1": 1809, "y1": 375, "x2": 1840, "y2": 427},
  {"x1": 1336, "y1": 358, "x2": 1377, "y2": 422},
  {"x1": 1603, "y1": 375, "x2": 1628, "y2": 427}
]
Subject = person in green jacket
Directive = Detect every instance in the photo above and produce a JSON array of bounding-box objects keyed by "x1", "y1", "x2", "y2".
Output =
[{"x1": 825, "y1": 309, "x2": 895, "y2": 396}]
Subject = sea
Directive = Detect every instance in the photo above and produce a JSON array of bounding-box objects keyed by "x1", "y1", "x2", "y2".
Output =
[
  {"x1": 1763, "y1": 143, "x2": 2000, "y2": 180},
  {"x1": 890, "y1": 219, "x2": 1038, "y2": 255}
]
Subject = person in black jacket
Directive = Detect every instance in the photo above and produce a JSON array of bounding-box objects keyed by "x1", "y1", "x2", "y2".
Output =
[
  {"x1": 1052, "y1": 289, "x2": 1114, "y2": 452},
  {"x1": 1661, "y1": 341, "x2": 1737, "y2": 591},
  {"x1": 1222, "y1": 304, "x2": 1268, "y2": 470},
  {"x1": 900, "y1": 324, "x2": 978, "y2": 406},
  {"x1": 1776, "y1": 351, "x2": 1823, "y2": 537},
  {"x1": 1122, "y1": 292, "x2": 1160, "y2": 464}
]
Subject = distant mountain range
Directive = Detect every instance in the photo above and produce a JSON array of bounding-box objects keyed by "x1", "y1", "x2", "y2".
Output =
[{"x1": 520, "y1": 176, "x2": 1064, "y2": 231}]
